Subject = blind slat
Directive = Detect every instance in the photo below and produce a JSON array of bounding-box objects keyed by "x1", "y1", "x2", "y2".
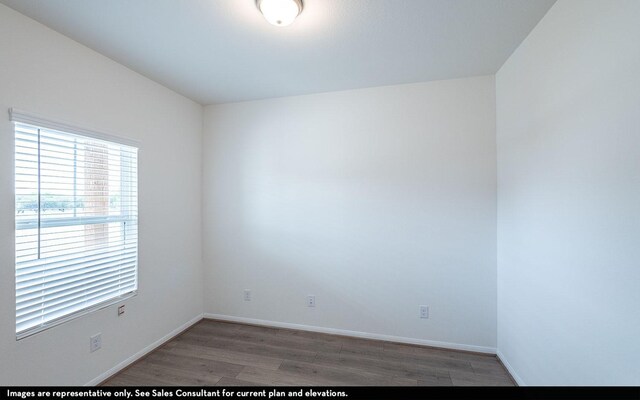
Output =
[
  {"x1": 17, "y1": 252, "x2": 137, "y2": 292},
  {"x1": 17, "y1": 241, "x2": 137, "y2": 278},
  {"x1": 17, "y1": 280, "x2": 136, "y2": 327},
  {"x1": 17, "y1": 270, "x2": 137, "y2": 315},
  {"x1": 16, "y1": 266, "x2": 137, "y2": 311}
]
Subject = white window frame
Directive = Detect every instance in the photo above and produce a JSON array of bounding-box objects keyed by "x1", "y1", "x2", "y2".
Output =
[{"x1": 11, "y1": 108, "x2": 140, "y2": 339}]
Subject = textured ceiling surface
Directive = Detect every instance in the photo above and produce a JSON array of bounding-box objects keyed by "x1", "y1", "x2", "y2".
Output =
[{"x1": 1, "y1": 0, "x2": 555, "y2": 104}]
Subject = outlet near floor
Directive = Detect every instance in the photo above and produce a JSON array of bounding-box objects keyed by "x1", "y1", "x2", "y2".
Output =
[
  {"x1": 90, "y1": 333, "x2": 102, "y2": 352},
  {"x1": 307, "y1": 295, "x2": 316, "y2": 307}
]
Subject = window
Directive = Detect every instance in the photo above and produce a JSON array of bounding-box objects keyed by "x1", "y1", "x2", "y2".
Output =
[{"x1": 12, "y1": 109, "x2": 138, "y2": 339}]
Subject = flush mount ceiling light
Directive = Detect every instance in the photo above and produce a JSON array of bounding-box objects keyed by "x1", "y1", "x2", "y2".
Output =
[{"x1": 257, "y1": 0, "x2": 303, "y2": 27}]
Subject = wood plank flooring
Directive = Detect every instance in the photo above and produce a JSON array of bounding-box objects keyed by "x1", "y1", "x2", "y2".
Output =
[{"x1": 103, "y1": 319, "x2": 515, "y2": 386}]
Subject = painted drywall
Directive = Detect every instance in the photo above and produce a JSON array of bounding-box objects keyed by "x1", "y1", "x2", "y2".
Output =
[
  {"x1": 496, "y1": 0, "x2": 640, "y2": 385},
  {"x1": 0, "y1": 4, "x2": 203, "y2": 385},
  {"x1": 203, "y1": 76, "x2": 497, "y2": 350}
]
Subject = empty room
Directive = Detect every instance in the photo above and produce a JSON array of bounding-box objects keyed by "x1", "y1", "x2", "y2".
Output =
[{"x1": 0, "y1": 0, "x2": 638, "y2": 394}]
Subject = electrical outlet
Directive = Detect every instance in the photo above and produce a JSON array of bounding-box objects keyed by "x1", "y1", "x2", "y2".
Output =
[
  {"x1": 420, "y1": 305, "x2": 429, "y2": 319},
  {"x1": 90, "y1": 333, "x2": 102, "y2": 352},
  {"x1": 307, "y1": 295, "x2": 316, "y2": 307},
  {"x1": 117, "y1": 305, "x2": 125, "y2": 316},
  {"x1": 244, "y1": 289, "x2": 252, "y2": 301}
]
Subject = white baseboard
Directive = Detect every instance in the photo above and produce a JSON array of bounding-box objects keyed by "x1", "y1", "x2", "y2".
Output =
[
  {"x1": 496, "y1": 349, "x2": 525, "y2": 386},
  {"x1": 85, "y1": 314, "x2": 203, "y2": 386},
  {"x1": 203, "y1": 313, "x2": 496, "y2": 354}
]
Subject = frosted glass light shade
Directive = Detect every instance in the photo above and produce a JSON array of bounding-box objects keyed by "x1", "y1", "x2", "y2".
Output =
[{"x1": 257, "y1": 0, "x2": 302, "y2": 27}]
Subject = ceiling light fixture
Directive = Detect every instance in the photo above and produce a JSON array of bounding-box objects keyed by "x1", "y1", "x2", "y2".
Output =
[{"x1": 256, "y1": 0, "x2": 303, "y2": 27}]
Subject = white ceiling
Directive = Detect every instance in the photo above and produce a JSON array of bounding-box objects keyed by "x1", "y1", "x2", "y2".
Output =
[{"x1": 1, "y1": 0, "x2": 555, "y2": 105}]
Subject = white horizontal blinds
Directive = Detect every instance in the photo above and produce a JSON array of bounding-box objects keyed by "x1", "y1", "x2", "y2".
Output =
[{"x1": 14, "y1": 121, "x2": 138, "y2": 337}]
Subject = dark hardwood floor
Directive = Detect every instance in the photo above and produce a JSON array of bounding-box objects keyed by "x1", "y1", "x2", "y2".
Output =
[{"x1": 103, "y1": 319, "x2": 515, "y2": 386}]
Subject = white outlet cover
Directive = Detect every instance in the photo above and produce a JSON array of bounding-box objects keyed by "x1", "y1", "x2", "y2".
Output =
[
  {"x1": 420, "y1": 305, "x2": 429, "y2": 319},
  {"x1": 244, "y1": 289, "x2": 251, "y2": 301},
  {"x1": 90, "y1": 333, "x2": 102, "y2": 352},
  {"x1": 307, "y1": 295, "x2": 316, "y2": 307}
]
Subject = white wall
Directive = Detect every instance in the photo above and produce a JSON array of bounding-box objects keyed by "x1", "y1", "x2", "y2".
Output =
[
  {"x1": 203, "y1": 76, "x2": 497, "y2": 351},
  {"x1": 0, "y1": 4, "x2": 203, "y2": 385},
  {"x1": 496, "y1": 0, "x2": 640, "y2": 385}
]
